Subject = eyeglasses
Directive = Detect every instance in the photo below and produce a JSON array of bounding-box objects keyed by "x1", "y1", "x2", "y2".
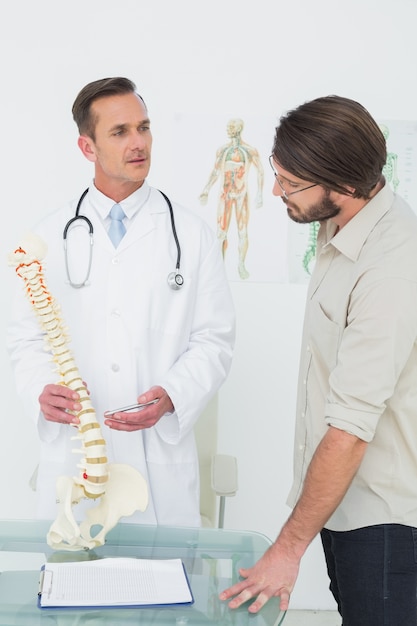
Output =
[{"x1": 269, "y1": 155, "x2": 318, "y2": 200}]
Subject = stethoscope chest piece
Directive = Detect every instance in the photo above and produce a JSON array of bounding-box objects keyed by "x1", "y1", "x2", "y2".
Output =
[{"x1": 167, "y1": 271, "x2": 184, "y2": 290}]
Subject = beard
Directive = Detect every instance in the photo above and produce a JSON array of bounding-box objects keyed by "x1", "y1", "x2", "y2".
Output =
[{"x1": 285, "y1": 189, "x2": 341, "y2": 224}]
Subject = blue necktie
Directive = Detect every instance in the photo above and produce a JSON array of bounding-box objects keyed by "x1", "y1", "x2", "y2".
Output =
[{"x1": 108, "y1": 204, "x2": 126, "y2": 247}]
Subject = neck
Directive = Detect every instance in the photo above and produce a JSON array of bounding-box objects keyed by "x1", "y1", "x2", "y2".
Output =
[
  {"x1": 333, "y1": 176, "x2": 385, "y2": 229},
  {"x1": 93, "y1": 178, "x2": 145, "y2": 203},
  {"x1": 365, "y1": 176, "x2": 385, "y2": 201}
]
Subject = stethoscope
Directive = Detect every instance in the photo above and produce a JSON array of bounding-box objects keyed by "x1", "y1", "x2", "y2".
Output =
[{"x1": 63, "y1": 188, "x2": 184, "y2": 290}]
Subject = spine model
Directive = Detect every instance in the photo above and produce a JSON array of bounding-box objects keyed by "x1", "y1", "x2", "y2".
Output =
[
  {"x1": 13, "y1": 241, "x2": 108, "y2": 498},
  {"x1": 9, "y1": 234, "x2": 148, "y2": 550}
]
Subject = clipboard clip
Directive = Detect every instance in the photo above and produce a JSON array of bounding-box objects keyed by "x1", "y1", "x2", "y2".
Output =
[{"x1": 38, "y1": 568, "x2": 53, "y2": 597}]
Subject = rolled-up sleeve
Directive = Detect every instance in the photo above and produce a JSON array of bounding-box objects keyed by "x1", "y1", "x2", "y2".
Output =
[{"x1": 325, "y1": 275, "x2": 417, "y2": 441}]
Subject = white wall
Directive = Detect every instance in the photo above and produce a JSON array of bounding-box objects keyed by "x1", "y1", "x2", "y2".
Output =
[{"x1": 1, "y1": 0, "x2": 417, "y2": 610}]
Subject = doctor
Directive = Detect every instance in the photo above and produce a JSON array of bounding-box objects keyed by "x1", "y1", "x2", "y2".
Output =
[{"x1": 7, "y1": 76, "x2": 235, "y2": 526}]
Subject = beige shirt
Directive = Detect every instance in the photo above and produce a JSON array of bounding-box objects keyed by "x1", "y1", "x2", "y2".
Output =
[{"x1": 287, "y1": 182, "x2": 417, "y2": 531}]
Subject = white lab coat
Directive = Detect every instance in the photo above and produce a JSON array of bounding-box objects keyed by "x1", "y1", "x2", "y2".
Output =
[{"x1": 7, "y1": 183, "x2": 235, "y2": 526}]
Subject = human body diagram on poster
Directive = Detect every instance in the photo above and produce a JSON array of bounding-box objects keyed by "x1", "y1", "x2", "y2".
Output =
[{"x1": 199, "y1": 119, "x2": 264, "y2": 280}]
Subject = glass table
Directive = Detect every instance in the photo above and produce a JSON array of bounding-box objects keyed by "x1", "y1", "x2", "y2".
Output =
[{"x1": 0, "y1": 519, "x2": 286, "y2": 625}]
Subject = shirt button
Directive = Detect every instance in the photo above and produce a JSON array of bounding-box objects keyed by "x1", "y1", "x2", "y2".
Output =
[
  {"x1": 111, "y1": 309, "x2": 121, "y2": 317},
  {"x1": 112, "y1": 257, "x2": 120, "y2": 265},
  {"x1": 111, "y1": 363, "x2": 120, "y2": 372}
]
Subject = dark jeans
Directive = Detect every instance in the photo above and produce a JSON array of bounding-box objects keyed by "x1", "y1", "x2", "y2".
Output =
[{"x1": 320, "y1": 524, "x2": 417, "y2": 626}]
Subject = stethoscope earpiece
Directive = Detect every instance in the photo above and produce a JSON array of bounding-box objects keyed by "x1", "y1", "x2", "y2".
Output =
[{"x1": 167, "y1": 271, "x2": 184, "y2": 290}]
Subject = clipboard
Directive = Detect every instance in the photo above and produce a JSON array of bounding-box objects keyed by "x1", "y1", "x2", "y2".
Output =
[{"x1": 38, "y1": 557, "x2": 194, "y2": 609}]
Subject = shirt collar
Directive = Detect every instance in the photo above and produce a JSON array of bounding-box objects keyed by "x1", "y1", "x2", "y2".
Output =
[
  {"x1": 324, "y1": 180, "x2": 394, "y2": 262},
  {"x1": 88, "y1": 181, "x2": 151, "y2": 220}
]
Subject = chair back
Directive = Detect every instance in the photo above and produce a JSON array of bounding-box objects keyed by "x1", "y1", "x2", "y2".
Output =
[{"x1": 194, "y1": 395, "x2": 218, "y2": 527}]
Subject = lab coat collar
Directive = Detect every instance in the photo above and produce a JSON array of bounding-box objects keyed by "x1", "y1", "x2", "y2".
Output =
[{"x1": 85, "y1": 182, "x2": 171, "y2": 251}]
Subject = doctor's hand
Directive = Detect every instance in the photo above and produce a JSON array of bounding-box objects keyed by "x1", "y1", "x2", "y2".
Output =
[
  {"x1": 219, "y1": 541, "x2": 299, "y2": 614},
  {"x1": 104, "y1": 386, "x2": 174, "y2": 432},
  {"x1": 39, "y1": 383, "x2": 81, "y2": 426}
]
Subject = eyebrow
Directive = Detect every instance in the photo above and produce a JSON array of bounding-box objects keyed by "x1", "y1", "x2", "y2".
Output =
[
  {"x1": 277, "y1": 172, "x2": 303, "y2": 185},
  {"x1": 109, "y1": 119, "x2": 151, "y2": 133}
]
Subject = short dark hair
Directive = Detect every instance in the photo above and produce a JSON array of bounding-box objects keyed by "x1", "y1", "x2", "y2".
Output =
[
  {"x1": 272, "y1": 95, "x2": 387, "y2": 199},
  {"x1": 72, "y1": 77, "x2": 146, "y2": 140}
]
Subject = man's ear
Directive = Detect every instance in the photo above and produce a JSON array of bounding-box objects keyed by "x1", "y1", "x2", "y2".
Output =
[
  {"x1": 78, "y1": 135, "x2": 97, "y2": 162},
  {"x1": 343, "y1": 185, "x2": 356, "y2": 197}
]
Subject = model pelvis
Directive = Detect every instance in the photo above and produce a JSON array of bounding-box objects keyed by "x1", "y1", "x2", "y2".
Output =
[{"x1": 8, "y1": 234, "x2": 148, "y2": 551}]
